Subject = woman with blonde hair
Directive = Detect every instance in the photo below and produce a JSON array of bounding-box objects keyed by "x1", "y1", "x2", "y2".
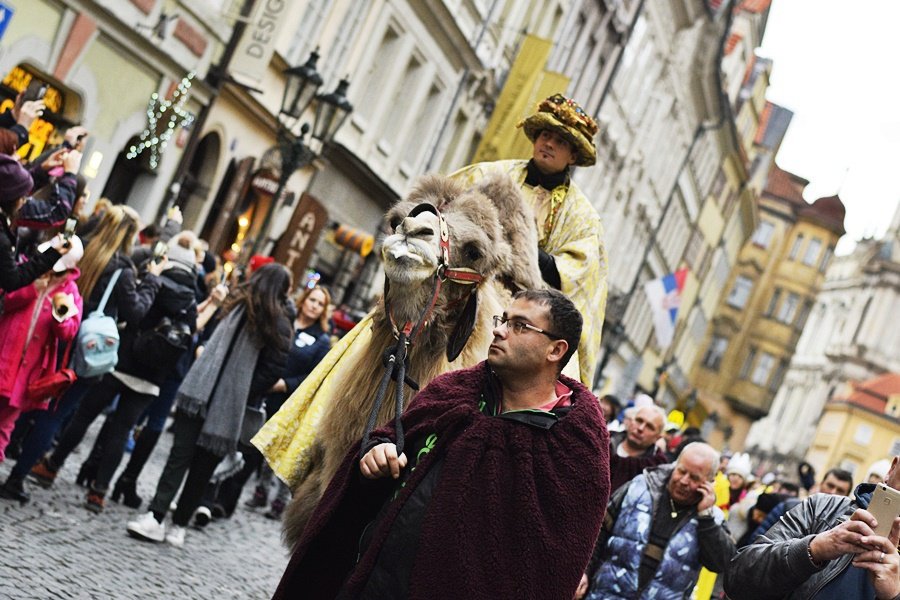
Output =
[{"x1": 0, "y1": 205, "x2": 166, "y2": 503}]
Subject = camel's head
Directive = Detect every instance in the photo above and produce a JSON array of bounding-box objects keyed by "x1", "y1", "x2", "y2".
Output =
[{"x1": 382, "y1": 175, "x2": 509, "y2": 290}]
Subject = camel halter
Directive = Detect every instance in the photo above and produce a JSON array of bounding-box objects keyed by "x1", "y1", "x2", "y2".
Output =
[{"x1": 362, "y1": 202, "x2": 483, "y2": 456}]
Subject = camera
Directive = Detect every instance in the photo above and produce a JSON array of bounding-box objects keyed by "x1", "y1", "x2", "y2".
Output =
[{"x1": 23, "y1": 80, "x2": 48, "y2": 103}]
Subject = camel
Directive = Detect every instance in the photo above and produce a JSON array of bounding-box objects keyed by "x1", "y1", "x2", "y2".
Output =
[{"x1": 276, "y1": 173, "x2": 545, "y2": 547}]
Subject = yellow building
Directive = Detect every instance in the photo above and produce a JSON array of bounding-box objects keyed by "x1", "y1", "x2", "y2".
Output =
[
  {"x1": 806, "y1": 374, "x2": 900, "y2": 481},
  {"x1": 691, "y1": 164, "x2": 846, "y2": 450}
]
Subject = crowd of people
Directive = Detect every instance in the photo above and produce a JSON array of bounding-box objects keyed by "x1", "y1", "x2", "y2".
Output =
[
  {"x1": 0, "y1": 93, "x2": 338, "y2": 552},
  {"x1": 3, "y1": 88, "x2": 900, "y2": 600}
]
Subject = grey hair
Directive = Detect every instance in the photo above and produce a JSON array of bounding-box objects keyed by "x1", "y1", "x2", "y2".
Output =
[{"x1": 677, "y1": 442, "x2": 720, "y2": 480}]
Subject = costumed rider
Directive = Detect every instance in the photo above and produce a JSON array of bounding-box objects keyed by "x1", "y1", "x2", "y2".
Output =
[
  {"x1": 450, "y1": 93, "x2": 608, "y2": 386},
  {"x1": 270, "y1": 288, "x2": 610, "y2": 599}
]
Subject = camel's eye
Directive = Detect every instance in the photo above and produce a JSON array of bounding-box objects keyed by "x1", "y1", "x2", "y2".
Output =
[
  {"x1": 389, "y1": 215, "x2": 402, "y2": 231},
  {"x1": 463, "y1": 243, "x2": 483, "y2": 262}
]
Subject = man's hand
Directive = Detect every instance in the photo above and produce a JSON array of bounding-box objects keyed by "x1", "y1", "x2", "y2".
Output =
[
  {"x1": 65, "y1": 126, "x2": 89, "y2": 150},
  {"x1": 573, "y1": 573, "x2": 589, "y2": 600},
  {"x1": 16, "y1": 99, "x2": 45, "y2": 129},
  {"x1": 359, "y1": 442, "x2": 407, "y2": 480},
  {"x1": 696, "y1": 480, "x2": 717, "y2": 512},
  {"x1": 852, "y1": 516, "x2": 900, "y2": 599},
  {"x1": 809, "y1": 508, "x2": 877, "y2": 563}
]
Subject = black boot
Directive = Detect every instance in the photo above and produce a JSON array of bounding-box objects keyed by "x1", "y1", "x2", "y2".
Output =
[
  {"x1": 120, "y1": 429, "x2": 161, "y2": 483},
  {"x1": 0, "y1": 474, "x2": 30, "y2": 503},
  {"x1": 76, "y1": 460, "x2": 99, "y2": 487},
  {"x1": 111, "y1": 476, "x2": 142, "y2": 509}
]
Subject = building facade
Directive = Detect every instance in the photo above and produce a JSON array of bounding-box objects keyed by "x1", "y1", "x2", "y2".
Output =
[
  {"x1": 747, "y1": 205, "x2": 900, "y2": 465},
  {"x1": 692, "y1": 161, "x2": 846, "y2": 450},
  {"x1": 803, "y1": 374, "x2": 900, "y2": 481}
]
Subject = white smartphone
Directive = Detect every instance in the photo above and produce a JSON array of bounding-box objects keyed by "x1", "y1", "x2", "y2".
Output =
[{"x1": 869, "y1": 483, "x2": 900, "y2": 537}]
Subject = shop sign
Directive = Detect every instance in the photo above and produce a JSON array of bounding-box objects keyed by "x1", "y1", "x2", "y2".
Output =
[
  {"x1": 0, "y1": 66, "x2": 66, "y2": 160},
  {"x1": 231, "y1": 0, "x2": 290, "y2": 87},
  {"x1": 273, "y1": 192, "x2": 328, "y2": 278}
]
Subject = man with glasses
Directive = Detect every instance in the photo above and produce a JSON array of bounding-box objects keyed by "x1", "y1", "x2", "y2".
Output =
[{"x1": 271, "y1": 289, "x2": 610, "y2": 600}]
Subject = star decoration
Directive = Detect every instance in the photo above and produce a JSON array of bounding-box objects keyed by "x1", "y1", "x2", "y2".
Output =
[{"x1": 127, "y1": 72, "x2": 196, "y2": 169}]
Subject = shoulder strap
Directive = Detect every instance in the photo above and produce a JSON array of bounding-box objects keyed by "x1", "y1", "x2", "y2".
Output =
[{"x1": 96, "y1": 268, "x2": 123, "y2": 314}]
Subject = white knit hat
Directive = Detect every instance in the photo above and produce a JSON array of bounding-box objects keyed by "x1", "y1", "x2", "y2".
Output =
[{"x1": 726, "y1": 452, "x2": 752, "y2": 481}]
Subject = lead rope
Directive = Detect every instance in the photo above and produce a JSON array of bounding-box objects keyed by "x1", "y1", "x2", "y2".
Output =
[{"x1": 360, "y1": 332, "x2": 412, "y2": 457}]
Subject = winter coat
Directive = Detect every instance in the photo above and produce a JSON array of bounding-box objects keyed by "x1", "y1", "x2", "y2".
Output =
[
  {"x1": 0, "y1": 268, "x2": 83, "y2": 410},
  {"x1": 84, "y1": 252, "x2": 160, "y2": 320},
  {"x1": 0, "y1": 214, "x2": 60, "y2": 293},
  {"x1": 264, "y1": 321, "x2": 330, "y2": 415},
  {"x1": 723, "y1": 484, "x2": 876, "y2": 600},
  {"x1": 115, "y1": 264, "x2": 198, "y2": 386},
  {"x1": 588, "y1": 464, "x2": 735, "y2": 600}
]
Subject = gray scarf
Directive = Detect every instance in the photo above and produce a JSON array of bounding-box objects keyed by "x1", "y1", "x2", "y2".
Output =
[{"x1": 176, "y1": 307, "x2": 261, "y2": 455}]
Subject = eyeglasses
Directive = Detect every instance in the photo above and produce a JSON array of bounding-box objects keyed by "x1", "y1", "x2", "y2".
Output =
[{"x1": 492, "y1": 315, "x2": 562, "y2": 340}]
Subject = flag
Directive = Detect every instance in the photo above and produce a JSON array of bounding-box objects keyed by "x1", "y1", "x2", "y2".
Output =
[{"x1": 643, "y1": 269, "x2": 688, "y2": 349}]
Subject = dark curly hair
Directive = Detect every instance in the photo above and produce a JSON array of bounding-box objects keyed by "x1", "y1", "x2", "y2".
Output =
[{"x1": 222, "y1": 262, "x2": 292, "y2": 349}]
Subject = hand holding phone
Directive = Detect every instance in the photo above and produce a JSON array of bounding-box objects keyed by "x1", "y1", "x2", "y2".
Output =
[
  {"x1": 63, "y1": 217, "x2": 77, "y2": 247},
  {"x1": 152, "y1": 240, "x2": 168, "y2": 264},
  {"x1": 869, "y1": 483, "x2": 900, "y2": 538}
]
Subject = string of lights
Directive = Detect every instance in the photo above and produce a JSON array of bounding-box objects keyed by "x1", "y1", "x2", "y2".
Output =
[{"x1": 126, "y1": 72, "x2": 196, "y2": 170}]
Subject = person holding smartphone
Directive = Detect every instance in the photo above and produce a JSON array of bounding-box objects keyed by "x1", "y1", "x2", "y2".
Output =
[
  {"x1": 725, "y1": 455, "x2": 900, "y2": 600},
  {"x1": 581, "y1": 442, "x2": 736, "y2": 600}
]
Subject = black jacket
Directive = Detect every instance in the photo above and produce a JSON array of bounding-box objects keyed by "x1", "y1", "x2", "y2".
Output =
[
  {"x1": 84, "y1": 252, "x2": 160, "y2": 320},
  {"x1": 723, "y1": 484, "x2": 875, "y2": 599},
  {"x1": 0, "y1": 214, "x2": 59, "y2": 292},
  {"x1": 116, "y1": 265, "x2": 198, "y2": 385}
]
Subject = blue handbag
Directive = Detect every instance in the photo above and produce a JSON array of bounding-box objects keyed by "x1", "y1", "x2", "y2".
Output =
[{"x1": 72, "y1": 269, "x2": 122, "y2": 378}]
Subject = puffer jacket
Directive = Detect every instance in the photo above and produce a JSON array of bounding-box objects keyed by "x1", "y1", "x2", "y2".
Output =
[
  {"x1": 0, "y1": 268, "x2": 83, "y2": 409},
  {"x1": 723, "y1": 484, "x2": 875, "y2": 600},
  {"x1": 587, "y1": 463, "x2": 735, "y2": 599},
  {"x1": 84, "y1": 251, "x2": 160, "y2": 319}
]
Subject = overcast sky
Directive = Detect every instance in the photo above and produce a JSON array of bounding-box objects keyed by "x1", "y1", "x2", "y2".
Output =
[{"x1": 759, "y1": 0, "x2": 900, "y2": 255}]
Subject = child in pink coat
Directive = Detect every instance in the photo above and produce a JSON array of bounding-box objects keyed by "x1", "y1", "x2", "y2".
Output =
[{"x1": 0, "y1": 236, "x2": 84, "y2": 460}]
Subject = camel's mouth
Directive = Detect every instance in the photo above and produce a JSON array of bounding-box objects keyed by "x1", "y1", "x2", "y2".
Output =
[{"x1": 382, "y1": 236, "x2": 438, "y2": 269}]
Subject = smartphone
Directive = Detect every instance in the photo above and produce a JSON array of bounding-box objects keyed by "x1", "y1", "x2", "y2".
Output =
[
  {"x1": 152, "y1": 240, "x2": 168, "y2": 264},
  {"x1": 63, "y1": 217, "x2": 77, "y2": 240},
  {"x1": 23, "y1": 80, "x2": 48, "y2": 102},
  {"x1": 869, "y1": 483, "x2": 900, "y2": 537}
]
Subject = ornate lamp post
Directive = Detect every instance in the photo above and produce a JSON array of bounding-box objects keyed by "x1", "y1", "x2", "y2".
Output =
[{"x1": 249, "y1": 51, "x2": 353, "y2": 257}]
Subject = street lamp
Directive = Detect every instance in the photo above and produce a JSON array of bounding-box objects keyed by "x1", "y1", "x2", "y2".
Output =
[
  {"x1": 248, "y1": 52, "x2": 353, "y2": 257},
  {"x1": 592, "y1": 320, "x2": 626, "y2": 391}
]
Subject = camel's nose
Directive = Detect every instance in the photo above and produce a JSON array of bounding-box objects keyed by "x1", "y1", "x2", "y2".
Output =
[{"x1": 400, "y1": 217, "x2": 435, "y2": 239}]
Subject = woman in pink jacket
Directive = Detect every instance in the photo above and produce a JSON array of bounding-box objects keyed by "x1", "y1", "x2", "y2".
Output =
[{"x1": 0, "y1": 236, "x2": 84, "y2": 461}]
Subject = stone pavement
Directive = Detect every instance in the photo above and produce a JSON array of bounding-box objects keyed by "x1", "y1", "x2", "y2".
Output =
[{"x1": 0, "y1": 420, "x2": 289, "y2": 599}]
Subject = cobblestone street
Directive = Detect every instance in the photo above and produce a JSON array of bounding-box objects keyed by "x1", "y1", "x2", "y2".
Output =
[{"x1": 0, "y1": 421, "x2": 288, "y2": 599}]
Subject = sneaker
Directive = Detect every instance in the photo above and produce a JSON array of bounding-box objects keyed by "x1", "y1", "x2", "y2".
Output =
[
  {"x1": 127, "y1": 511, "x2": 166, "y2": 543},
  {"x1": 193, "y1": 506, "x2": 212, "y2": 528},
  {"x1": 28, "y1": 458, "x2": 58, "y2": 489},
  {"x1": 165, "y1": 524, "x2": 186, "y2": 548}
]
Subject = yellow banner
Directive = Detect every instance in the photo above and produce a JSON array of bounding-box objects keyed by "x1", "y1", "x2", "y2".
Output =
[{"x1": 473, "y1": 35, "x2": 571, "y2": 163}]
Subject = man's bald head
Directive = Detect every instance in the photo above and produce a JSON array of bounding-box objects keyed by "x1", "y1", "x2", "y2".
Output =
[
  {"x1": 677, "y1": 442, "x2": 720, "y2": 481},
  {"x1": 624, "y1": 405, "x2": 666, "y2": 452}
]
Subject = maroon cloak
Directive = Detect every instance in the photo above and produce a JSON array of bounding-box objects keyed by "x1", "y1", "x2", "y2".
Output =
[{"x1": 273, "y1": 362, "x2": 610, "y2": 599}]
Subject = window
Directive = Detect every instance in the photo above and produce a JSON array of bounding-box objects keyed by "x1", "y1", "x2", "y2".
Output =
[
  {"x1": 853, "y1": 424, "x2": 873, "y2": 446},
  {"x1": 796, "y1": 300, "x2": 814, "y2": 330},
  {"x1": 702, "y1": 335, "x2": 728, "y2": 370},
  {"x1": 777, "y1": 292, "x2": 800, "y2": 324},
  {"x1": 819, "y1": 245, "x2": 834, "y2": 272},
  {"x1": 764, "y1": 288, "x2": 781, "y2": 317},
  {"x1": 727, "y1": 275, "x2": 754, "y2": 309},
  {"x1": 739, "y1": 347, "x2": 757, "y2": 379},
  {"x1": 769, "y1": 359, "x2": 789, "y2": 393},
  {"x1": 751, "y1": 352, "x2": 775, "y2": 386},
  {"x1": 751, "y1": 221, "x2": 775, "y2": 248},
  {"x1": 803, "y1": 238, "x2": 823, "y2": 266},
  {"x1": 710, "y1": 169, "x2": 726, "y2": 201},
  {"x1": 788, "y1": 234, "x2": 804, "y2": 260}
]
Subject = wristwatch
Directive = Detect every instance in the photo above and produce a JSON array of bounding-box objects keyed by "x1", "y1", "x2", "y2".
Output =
[{"x1": 697, "y1": 507, "x2": 714, "y2": 518}]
